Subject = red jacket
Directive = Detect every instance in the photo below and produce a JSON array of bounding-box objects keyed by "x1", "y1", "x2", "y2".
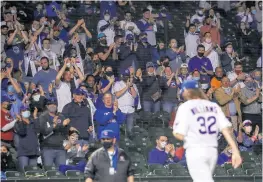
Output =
[{"x1": 1, "y1": 110, "x2": 14, "y2": 141}]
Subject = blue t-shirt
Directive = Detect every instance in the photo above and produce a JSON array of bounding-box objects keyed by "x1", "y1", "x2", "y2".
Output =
[
  {"x1": 32, "y1": 69, "x2": 57, "y2": 93},
  {"x1": 5, "y1": 43, "x2": 25, "y2": 70},
  {"x1": 46, "y1": 1, "x2": 61, "y2": 17},
  {"x1": 100, "y1": 0, "x2": 116, "y2": 18}
]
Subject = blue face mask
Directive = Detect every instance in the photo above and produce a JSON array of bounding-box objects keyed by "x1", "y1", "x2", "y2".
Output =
[
  {"x1": 251, "y1": 9, "x2": 256, "y2": 15},
  {"x1": 193, "y1": 77, "x2": 200, "y2": 81},
  {"x1": 141, "y1": 37, "x2": 147, "y2": 43},
  {"x1": 7, "y1": 85, "x2": 15, "y2": 93},
  {"x1": 21, "y1": 110, "x2": 31, "y2": 118}
]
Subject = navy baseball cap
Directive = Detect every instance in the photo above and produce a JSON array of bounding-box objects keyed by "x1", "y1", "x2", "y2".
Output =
[
  {"x1": 1, "y1": 95, "x2": 10, "y2": 103},
  {"x1": 126, "y1": 34, "x2": 134, "y2": 40},
  {"x1": 146, "y1": 62, "x2": 154, "y2": 68},
  {"x1": 120, "y1": 68, "x2": 130, "y2": 77},
  {"x1": 100, "y1": 130, "x2": 115, "y2": 139},
  {"x1": 97, "y1": 33, "x2": 106, "y2": 39},
  {"x1": 20, "y1": 105, "x2": 29, "y2": 111},
  {"x1": 180, "y1": 80, "x2": 199, "y2": 93},
  {"x1": 47, "y1": 97, "x2": 57, "y2": 105},
  {"x1": 73, "y1": 88, "x2": 84, "y2": 95}
]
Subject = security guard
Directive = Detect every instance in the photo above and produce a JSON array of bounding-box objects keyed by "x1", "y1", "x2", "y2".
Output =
[{"x1": 85, "y1": 130, "x2": 134, "y2": 182}]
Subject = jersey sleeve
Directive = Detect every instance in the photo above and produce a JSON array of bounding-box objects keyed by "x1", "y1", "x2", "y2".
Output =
[
  {"x1": 173, "y1": 104, "x2": 189, "y2": 136},
  {"x1": 216, "y1": 104, "x2": 232, "y2": 131}
]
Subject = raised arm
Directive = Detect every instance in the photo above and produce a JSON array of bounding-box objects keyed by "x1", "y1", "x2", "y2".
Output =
[
  {"x1": 80, "y1": 22, "x2": 92, "y2": 39},
  {"x1": 69, "y1": 19, "x2": 84, "y2": 36},
  {"x1": 55, "y1": 58, "x2": 69, "y2": 87}
]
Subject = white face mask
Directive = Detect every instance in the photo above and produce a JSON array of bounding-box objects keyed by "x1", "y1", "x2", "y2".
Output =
[
  {"x1": 66, "y1": 63, "x2": 71, "y2": 67},
  {"x1": 160, "y1": 141, "x2": 167, "y2": 149},
  {"x1": 44, "y1": 48, "x2": 50, "y2": 52},
  {"x1": 33, "y1": 94, "x2": 41, "y2": 102},
  {"x1": 104, "y1": 15, "x2": 110, "y2": 21},
  {"x1": 22, "y1": 110, "x2": 31, "y2": 118}
]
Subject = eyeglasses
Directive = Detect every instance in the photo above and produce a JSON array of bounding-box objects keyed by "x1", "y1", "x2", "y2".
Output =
[{"x1": 101, "y1": 138, "x2": 112, "y2": 141}]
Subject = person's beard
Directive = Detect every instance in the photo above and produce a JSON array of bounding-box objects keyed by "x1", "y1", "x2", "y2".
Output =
[{"x1": 42, "y1": 65, "x2": 50, "y2": 71}]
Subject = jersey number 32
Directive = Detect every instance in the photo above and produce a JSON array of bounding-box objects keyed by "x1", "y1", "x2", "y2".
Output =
[{"x1": 197, "y1": 116, "x2": 216, "y2": 134}]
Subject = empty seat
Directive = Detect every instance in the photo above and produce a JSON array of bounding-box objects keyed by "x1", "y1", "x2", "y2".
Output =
[
  {"x1": 168, "y1": 163, "x2": 185, "y2": 170},
  {"x1": 148, "y1": 164, "x2": 165, "y2": 172},
  {"x1": 65, "y1": 170, "x2": 84, "y2": 178},
  {"x1": 241, "y1": 152, "x2": 257, "y2": 162},
  {"x1": 171, "y1": 169, "x2": 190, "y2": 176},
  {"x1": 44, "y1": 165, "x2": 57, "y2": 171},
  {"x1": 24, "y1": 166, "x2": 43, "y2": 172},
  {"x1": 5, "y1": 171, "x2": 25, "y2": 179},
  {"x1": 25, "y1": 171, "x2": 46, "y2": 179},
  {"x1": 242, "y1": 162, "x2": 256, "y2": 170},
  {"x1": 224, "y1": 163, "x2": 233, "y2": 170},
  {"x1": 227, "y1": 168, "x2": 246, "y2": 176},
  {"x1": 153, "y1": 169, "x2": 170, "y2": 176},
  {"x1": 213, "y1": 167, "x2": 227, "y2": 176},
  {"x1": 246, "y1": 168, "x2": 262, "y2": 176},
  {"x1": 46, "y1": 170, "x2": 66, "y2": 179}
]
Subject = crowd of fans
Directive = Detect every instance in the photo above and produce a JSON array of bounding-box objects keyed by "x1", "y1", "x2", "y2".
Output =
[{"x1": 0, "y1": 0, "x2": 262, "y2": 177}]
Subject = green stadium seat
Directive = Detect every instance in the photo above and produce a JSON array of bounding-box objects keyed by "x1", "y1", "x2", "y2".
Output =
[
  {"x1": 168, "y1": 163, "x2": 185, "y2": 170},
  {"x1": 25, "y1": 171, "x2": 46, "y2": 179},
  {"x1": 46, "y1": 170, "x2": 66, "y2": 179},
  {"x1": 5, "y1": 171, "x2": 25, "y2": 179},
  {"x1": 148, "y1": 164, "x2": 165, "y2": 172},
  {"x1": 65, "y1": 170, "x2": 84, "y2": 178},
  {"x1": 224, "y1": 163, "x2": 233, "y2": 170},
  {"x1": 213, "y1": 167, "x2": 227, "y2": 176},
  {"x1": 171, "y1": 169, "x2": 190, "y2": 176},
  {"x1": 241, "y1": 151, "x2": 257, "y2": 162},
  {"x1": 242, "y1": 162, "x2": 256, "y2": 170},
  {"x1": 246, "y1": 168, "x2": 262, "y2": 176},
  {"x1": 24, "y1": 165, "x2": 43, "y2": 172},
  {"x1": 227, "y1": 168, "x2": 246, "y2": 176},
  {"x1": 43, "y1": 165, "x2": 57, "y2": 171},
  {"x1": 153, "y1": 169, "x2": 170, "y2": 176}
]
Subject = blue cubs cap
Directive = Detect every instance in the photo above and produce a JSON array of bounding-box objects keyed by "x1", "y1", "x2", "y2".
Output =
[
  {"x1": 1, "y1": 95, "x2": 10, "y2": 103},
  {"x1": 73, "y1": 88, "x2": 84, "y2": 95},
  {"x1": 120, "y1": 68, "x2": 130, "y2": 76},
  {"x1": 180, "y1": 80, "x2": 199, "y2": 94},
  {"x1": 47, "y1": 97, "x2": 57, "y2": 105},
  {"x1": 100, "y1": 130, "x2": 115, "y2": 139},
  {"x1": 97, "y1": 33, "x2": 106, "y2": 39},
  {"x1": 126, "y1": 34, "x2": 134, "y2": 40},
  {"x1": 20, "y1": 105, "x2": 29, "y2": 111}
]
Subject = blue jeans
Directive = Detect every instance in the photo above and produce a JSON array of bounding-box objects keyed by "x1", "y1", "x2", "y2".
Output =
[
  {"x1": 143, "y1": 100, "x2": 161, "y2": 113},
  {"x1": 162, "y1": 101, "x2": 177, "y2": 113},
  {"x1": 18, "y1": 156, "x2": 38, "y2": 172},
  {"x1": 125, "y1": 113, "x2": 134, "y2": 134},
  {"x1": 42, "y1": 149, "x2": 66, "y2": 167}
]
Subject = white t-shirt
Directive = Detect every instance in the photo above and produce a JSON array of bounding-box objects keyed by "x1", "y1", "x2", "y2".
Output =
[
  {"x1": 227, "y1": 71, "x2": 246, "y2": 88},
  {"x1": 56, "y1": 81, "x2": 72, "y2": 112},
  {"x1": 97, "y1": 19, "x2": 115, "y2": 46},
  {"x1": 202, "y1": 42, "x2": 219, "y2": 71},
  {"x1": 173, "y1": 99, "x2": 231, "y2": 149},
  {"x1": 112, "y1": 81, "x2": 138, "y2": 114},
  {"x1": 184, "y1": 32, "x2": 199, "y2": 58}
]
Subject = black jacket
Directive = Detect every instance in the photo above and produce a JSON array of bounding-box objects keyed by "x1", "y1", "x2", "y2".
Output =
[
  {"x1": 136, "y1": 42, "x2": 152, "y2": 70},
  {"x1": 39, "y1": 111, "x2": 69, "y2": 150},
  {"x1": 141, "y1": 75, "x2": 161, "y2": 101},
  {"x1": 62, "y1": 100, "x2": 92, "y2": 140},
  {"x1": 14, "y1": 118, "x2": 40, "y2": 157}
]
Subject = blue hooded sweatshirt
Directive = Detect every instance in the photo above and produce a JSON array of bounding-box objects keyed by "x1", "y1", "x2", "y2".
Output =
[{"x1": 94, "y1": 105, "x2": 126, "y2": 140}]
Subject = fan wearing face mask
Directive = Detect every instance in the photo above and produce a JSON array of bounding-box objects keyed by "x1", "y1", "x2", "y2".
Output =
[
  {"x1": 241, "y1": 75, "x2": 262, "y2": 131},
  {"x1": 29, "y1": 88, "x2": 47, "y2": 114},
  {"x1": 148, "y1": 135, "x2": 179, "y2": 165},
  {"x1": 237, "y1": 120, "x2": 260, "y2": 152},
  {"x1": 40, "y1": 38, "x2": 60, "y2": 71},
  {"x1": 14, "y1": 105, "x2": 39, "y2": 172},
  {"x1": 97, "y1": 10, "x2": 116, "y2": 46}
]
